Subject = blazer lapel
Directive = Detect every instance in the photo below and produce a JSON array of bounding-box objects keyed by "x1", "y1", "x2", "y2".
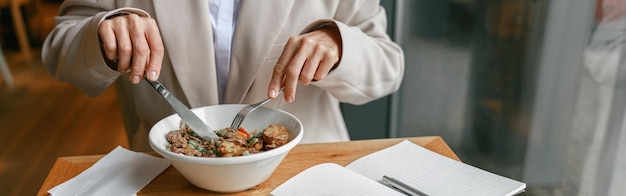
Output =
[
  {"x1": 225, "y1": 0, "x2": 295, "y2": 103},
  {"x1": 153, "y1": 0, "x2": 219, "y2": 107}
]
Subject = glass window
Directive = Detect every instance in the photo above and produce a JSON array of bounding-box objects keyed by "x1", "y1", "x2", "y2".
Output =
[{"x1": 392, "y1": 0, "x2": 626, "y2": 195}]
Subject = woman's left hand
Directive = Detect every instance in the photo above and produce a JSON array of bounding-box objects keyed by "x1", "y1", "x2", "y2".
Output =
[{"x1": 267, "y1": 24, "x2": 342, "y2": 103}]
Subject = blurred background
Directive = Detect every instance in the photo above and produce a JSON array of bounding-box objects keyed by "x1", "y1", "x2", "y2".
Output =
[
  {"x1": 344, "y1": 0, "x2": 625, "y2": 195},
  {"x1": 0, "y1": 0, "x2": 130, "y2": 195},
  {"x1": 0, "y1": 0, "x2": 624, "y2": 195}
]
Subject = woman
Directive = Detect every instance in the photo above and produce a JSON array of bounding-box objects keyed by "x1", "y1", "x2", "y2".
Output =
[{"x1": 42, "y1": 1, "x2": 404, "y2": 151}]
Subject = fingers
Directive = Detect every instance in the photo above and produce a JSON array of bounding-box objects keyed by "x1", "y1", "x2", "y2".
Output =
[
  {"x1": 299, "y1": 40, "x2": 322, "y2": 85},
  {"x1": 268, "y1": 61, "x2": 285, "y2": 99},
  {"x1": 102, "y1": 16, "x2": 132, "y2": 73},
  {"x1": 296, "y1": 38, "x2": 338, "y2": 84},
  {"x1": 282, "y1": 38, "x2": 309, "y2": 103},
  {"x1": 98, "y1": 14, "x2": 164, "y2": 84},
  {"x1": 145, "y1": 19, "x2": 164, "y2": 81},
  {"x1": 269, "y1": 37, "x2": 297, "y2": 101},
  {"x1": 314, "y1": 50, "x2": 339, "y2": 80},
  {"x1": 98, "y1": 22, "x2": 118, "y2": 63},
  {"x1": 268, "y1": 28, "x2": 341, "y2": 103},
  {"x1": 125, "y1": 14, "x2": 154, "y2": 83}
]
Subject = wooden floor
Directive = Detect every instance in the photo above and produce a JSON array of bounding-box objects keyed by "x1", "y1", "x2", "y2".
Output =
[{"x1": 0, "y1": 49, "x2": 129, "y2": 195}]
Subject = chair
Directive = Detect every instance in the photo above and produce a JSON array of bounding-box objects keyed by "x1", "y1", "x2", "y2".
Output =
[
  {"x1": 0, "y1": 0, "x2": 34, "y2": 87},
  {"x1": 0, "y1": 0, "x2": 33, "y2": 62},
  {"x1": 0, "y1": 46, "x2": 13, "y2": 87}
]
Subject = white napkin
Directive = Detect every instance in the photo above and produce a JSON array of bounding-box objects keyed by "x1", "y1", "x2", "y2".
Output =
[{"x1": 48, "y1": 146, "x2": 171, "y2": 196}]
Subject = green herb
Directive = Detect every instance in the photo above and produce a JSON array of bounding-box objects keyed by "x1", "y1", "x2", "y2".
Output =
[
  {"x1": 188, "y1": 140, "x2": 199, "y2": 149},
  {"x1": 247, "y1": 138, "x2": 258, "y2": 148},
  {"x1": 200, "y1": 147, "x2": 208, "y2": 155}
]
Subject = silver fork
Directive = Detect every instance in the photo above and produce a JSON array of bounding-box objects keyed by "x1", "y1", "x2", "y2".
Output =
[{"x1": 230, "y1": 89, "x2": 284, "y2": 130}]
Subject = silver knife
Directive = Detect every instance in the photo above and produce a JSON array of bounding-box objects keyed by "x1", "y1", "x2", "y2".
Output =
[{"x1": 145, "y1": 79, "x2": 219, "y2": 140}]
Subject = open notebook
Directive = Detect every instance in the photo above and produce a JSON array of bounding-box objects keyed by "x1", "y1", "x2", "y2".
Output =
[{"x1": 271, "y1": 140, "x2": 525, "y2": 196}]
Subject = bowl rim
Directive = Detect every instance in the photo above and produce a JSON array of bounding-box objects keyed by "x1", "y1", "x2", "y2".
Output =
[{"x1": 149, "y1": 104, "x2": 303, "y2": 165}]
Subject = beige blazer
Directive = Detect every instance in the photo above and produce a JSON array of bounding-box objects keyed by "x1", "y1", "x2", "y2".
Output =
[{"x1": 42, "y1": 0, "x2": 404, "y2": 151}]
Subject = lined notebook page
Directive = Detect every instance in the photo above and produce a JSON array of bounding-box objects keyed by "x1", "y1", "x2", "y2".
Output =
[{"x1": 346, "y1": 140, "x2": 526, "y2": 196}]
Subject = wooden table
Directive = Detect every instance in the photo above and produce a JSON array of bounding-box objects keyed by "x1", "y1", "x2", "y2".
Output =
[{"x1": 38, "y1": 136, "x2": 460, "y2": 195}]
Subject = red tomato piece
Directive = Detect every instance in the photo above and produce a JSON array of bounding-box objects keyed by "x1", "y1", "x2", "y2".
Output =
[{"x1": 237, "y1": 127, "x2": 250, "y2": 139}]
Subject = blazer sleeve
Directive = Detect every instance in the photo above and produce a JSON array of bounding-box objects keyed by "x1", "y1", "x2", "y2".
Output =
[
  {"x1": 41, "y1": 0, "x2": 149, "y2": 97},
  {"x1": 305, "y1": 1, "x2": 405, "y2": 105}
]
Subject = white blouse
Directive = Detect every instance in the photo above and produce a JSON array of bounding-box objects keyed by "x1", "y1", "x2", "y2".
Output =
[{"x1": 209, "y1": 0, "x2": 241, "y2": 103}]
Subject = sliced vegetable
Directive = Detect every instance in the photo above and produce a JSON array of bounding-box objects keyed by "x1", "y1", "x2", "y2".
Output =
[{"x1": 237, "y1": 127, "x2": 250, "y2": 139}]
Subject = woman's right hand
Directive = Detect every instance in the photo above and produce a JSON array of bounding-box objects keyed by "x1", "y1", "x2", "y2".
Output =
[{"x1": 99, "y1": 14, "x2": 164, "y2": 84}]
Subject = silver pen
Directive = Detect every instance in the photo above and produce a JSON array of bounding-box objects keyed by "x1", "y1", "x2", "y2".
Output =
[{"x1": 382, "y1": 175, "x2": 429, "y2": 196}]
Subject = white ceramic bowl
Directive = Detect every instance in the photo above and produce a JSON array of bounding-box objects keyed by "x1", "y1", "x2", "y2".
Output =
[{"x1": 149, "y1": 104, "x2": 303, "y2": 193}]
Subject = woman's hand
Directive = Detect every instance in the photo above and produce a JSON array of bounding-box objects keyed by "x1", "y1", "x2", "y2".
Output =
[
  {"x1": 99, "y1": 14, "x2": 164, "y2": 84},
  {"x1": 268, "y1": 24, "x2": 342, "y2": 103}
]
